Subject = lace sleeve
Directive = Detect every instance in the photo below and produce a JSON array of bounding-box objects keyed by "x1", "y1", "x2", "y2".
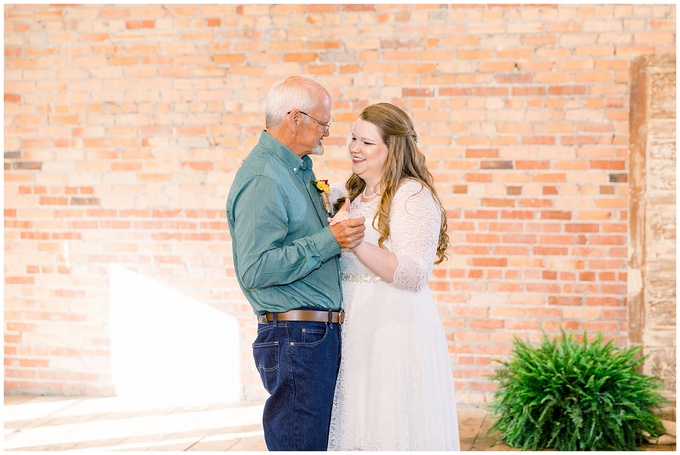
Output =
[{"x1": 390, "y1": 180, "x2": 441, "y2": 291}]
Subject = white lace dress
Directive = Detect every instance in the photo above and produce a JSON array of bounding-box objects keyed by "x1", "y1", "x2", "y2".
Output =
[{"x1": 328, "y1": 180, "x2": 460, "y2": 451}]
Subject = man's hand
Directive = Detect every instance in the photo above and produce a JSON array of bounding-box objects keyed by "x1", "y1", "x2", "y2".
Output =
[{"x1": 329, "y1": 215, "x2": 365, "y2": 249}]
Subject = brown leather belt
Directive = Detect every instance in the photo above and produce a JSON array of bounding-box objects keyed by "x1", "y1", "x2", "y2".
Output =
[{"x1": 257, "y1": 309, "x2": 345, "y2": 325}]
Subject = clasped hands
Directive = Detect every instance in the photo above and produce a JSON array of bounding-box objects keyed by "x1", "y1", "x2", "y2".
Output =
[{"x1": 328, "y1": 199, "x2": 364, "y2": 249}]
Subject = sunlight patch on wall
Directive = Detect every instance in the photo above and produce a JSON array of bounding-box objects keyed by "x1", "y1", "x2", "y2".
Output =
[{"x1": 109, "y1": 264, "x2": 240, "y2": 405}]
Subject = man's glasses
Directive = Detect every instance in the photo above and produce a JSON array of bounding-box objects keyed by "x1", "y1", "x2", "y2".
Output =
[{"x1": 287, "y1": 110, "x2": 331, "y2": 133}]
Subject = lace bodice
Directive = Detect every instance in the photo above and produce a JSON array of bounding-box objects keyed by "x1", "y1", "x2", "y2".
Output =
[{"x1": 339, "y1": 179, "x2": 441, "y2": 291}]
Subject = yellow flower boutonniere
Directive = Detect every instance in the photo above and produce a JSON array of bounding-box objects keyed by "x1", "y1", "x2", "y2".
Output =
[{"x1": 312, "y1": 179, "x2": 332, "y2": 216}]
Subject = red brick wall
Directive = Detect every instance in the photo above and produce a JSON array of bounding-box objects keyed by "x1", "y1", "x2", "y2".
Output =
[{"x1": 4, "y1": 4, "x2": 676, "y2": 404}]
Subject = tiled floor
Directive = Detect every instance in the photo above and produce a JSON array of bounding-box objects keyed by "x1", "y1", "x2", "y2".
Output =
[{"x1": 3, "y1": 395, "x2": 675, "y2": 451}]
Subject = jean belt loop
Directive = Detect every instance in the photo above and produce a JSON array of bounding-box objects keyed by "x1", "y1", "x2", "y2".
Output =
[
  {"x1": 327, "y1": 310, "x2": 333, "y2": 327},
  {"x1": 273, "y1": 312, "x2": 278, "y2": 326}
]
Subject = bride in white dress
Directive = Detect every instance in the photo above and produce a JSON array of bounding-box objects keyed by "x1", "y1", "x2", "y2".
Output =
[{"x1": 327, "y1": 103, "x2": 460, "y2": 451}]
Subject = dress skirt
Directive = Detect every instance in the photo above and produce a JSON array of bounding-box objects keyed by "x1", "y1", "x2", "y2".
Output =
[{"x1": 327, "y1": 276, "x2": 460, "y2": 451}]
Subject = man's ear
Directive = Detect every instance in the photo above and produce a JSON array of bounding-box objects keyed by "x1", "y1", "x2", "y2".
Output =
[
  {"x1": 288, "y1": 110, "x2": 299, "y2": 130},
  {"x1": 289, "y1": 110, "x2": 298, "y2": 123}
]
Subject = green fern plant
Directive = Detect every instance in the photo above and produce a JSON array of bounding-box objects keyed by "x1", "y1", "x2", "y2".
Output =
[{"x1": 488, "y1": 330, "x2": 667, "y2": 451}]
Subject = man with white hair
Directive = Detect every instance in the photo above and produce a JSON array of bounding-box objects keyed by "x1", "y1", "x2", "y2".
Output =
[{"x1": 226, "y1": 76, "x2": 365, "y2": 451}]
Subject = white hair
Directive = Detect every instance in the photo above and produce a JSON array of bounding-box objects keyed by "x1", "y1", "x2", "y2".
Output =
[{"x1": 265, "y1": 76, "x2": 329, "y2": 129}]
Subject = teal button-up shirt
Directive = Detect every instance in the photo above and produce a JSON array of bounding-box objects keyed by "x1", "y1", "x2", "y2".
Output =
[{"x1": 226, "y1": 131, "x2": 342, "y2": 315}]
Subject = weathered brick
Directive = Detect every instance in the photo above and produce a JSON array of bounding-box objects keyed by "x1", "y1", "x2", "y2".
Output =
[{"x1": 3, "y1": 3, "x2": 673, "y2": 405}]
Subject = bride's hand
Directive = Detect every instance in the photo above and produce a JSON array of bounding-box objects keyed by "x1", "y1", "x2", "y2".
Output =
[{"x1": 328, "y1": 198, "x2": 351, "y2": 226}]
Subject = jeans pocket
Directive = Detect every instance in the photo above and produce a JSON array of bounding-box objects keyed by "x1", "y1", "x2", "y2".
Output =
[
  {"x1": 300, "y1": 326, "x2": 327, "y2": 345},
  {"x1": 296, "y1": 323, "x2": 329, "y2": 347},
  {"x1": 253, "y1": 340, "x2": 280, "y2": 394}
]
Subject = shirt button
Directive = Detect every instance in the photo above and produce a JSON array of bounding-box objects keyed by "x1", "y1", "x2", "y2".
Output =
[{"x1": 293, "y1": 167, "x2": 298, "y2": 172}]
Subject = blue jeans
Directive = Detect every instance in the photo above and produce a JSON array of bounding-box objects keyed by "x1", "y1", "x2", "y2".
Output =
[{"x1": 253, "y1": 314, "x2": 341, "y2": 451}]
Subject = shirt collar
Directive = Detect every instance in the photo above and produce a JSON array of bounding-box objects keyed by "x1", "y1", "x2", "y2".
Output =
[{"x1": 259, "y1": 130, "x2": 313, "y2": 174}]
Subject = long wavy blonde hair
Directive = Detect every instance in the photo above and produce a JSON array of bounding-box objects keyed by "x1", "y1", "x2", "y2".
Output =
[{"x1": 344, "y1": 103, "x2": 449, "y2": 264}]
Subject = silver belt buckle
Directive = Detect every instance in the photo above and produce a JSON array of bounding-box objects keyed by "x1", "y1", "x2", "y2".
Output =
[{"x1": 257, "y1": 314, "x2": 268, "y2": 324}]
